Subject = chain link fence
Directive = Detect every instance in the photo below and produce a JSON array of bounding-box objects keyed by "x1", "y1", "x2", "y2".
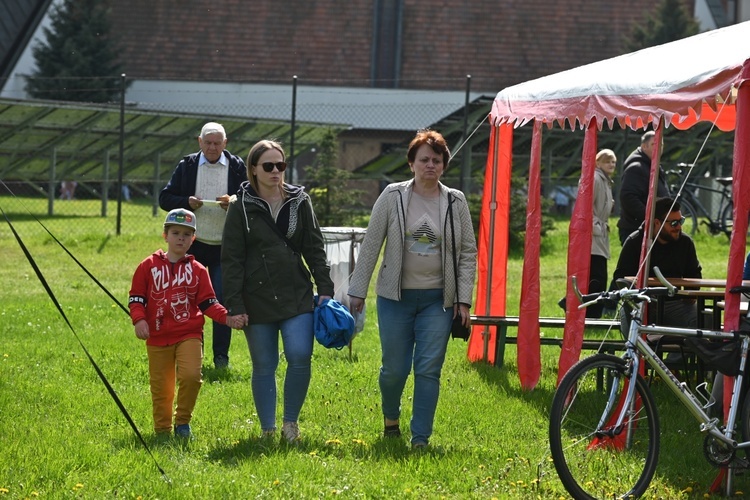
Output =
[{"x1": 1, "y1": 75, "x2": 487, "y2": 235}]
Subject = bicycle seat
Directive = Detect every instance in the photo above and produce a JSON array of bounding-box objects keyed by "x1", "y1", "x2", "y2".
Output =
[{"x1": 714, "y1": 177, "x2": 733, "y2": 186}]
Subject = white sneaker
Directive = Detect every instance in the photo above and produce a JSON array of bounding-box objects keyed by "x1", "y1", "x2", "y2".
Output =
[{"x1": 281, "y1": 421, "x2": 300, "y2": 443}]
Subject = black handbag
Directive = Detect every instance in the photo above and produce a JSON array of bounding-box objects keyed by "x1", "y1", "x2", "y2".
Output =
[{"x1": 448, "y1": 195, "x2": 471, "y2": 341}]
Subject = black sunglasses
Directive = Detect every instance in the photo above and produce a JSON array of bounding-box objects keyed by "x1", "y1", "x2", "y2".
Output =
[
  {"x1": 666, "y1": 217, "x2": 686, "y2": 228},
  {"x1": 259, "y1": 161, "x2": 287, "y2": 173}
]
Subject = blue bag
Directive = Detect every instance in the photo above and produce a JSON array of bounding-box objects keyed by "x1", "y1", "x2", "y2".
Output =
[{"x1": 313, "y1": 296, "x2": 356, "y2": 350}]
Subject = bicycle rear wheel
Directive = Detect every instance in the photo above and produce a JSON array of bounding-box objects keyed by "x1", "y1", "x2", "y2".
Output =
[
  {"x1": 549, "y1": 354, "x2": 660, "y2": 499},
  {"x1": 721, "y1": 200, "x2": 733, "y2": 237},
  {"x1": 678, "y1": 198, "x2": 698, "y2": 236}
]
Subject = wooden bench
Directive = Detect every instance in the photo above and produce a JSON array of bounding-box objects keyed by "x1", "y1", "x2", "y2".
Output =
[
  {"x1": 470, "y1": 315, "x2": 623, "y2": 368},
  {"x1": 470, "y1": 315, "x2": 707, "y2": 387}
]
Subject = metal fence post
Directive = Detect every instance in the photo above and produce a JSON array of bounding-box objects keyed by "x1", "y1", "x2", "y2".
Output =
[
  {"x1": 116, "y1": 73, "x2": 126, "y2": 235},
  {"x1": 48, "y1": 147, "x2": 56, "y2": 216},
  {"x1": 289, "y1": 75, "x2": 297, "y2": 185},
  {"x1": 460, "y1": 74, "x2": 472, "y2": 192},
  {"x1": 153, "y1": 153, "x2": 161, "y2": 217},
  {"x1": 102, "y1": 150, "x2": 110, "y2": 217}
]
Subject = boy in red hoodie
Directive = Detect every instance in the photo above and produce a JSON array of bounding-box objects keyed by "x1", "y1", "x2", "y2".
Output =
[{"x1": 129, "y1": 209, "x2": 247, "y2": 438}]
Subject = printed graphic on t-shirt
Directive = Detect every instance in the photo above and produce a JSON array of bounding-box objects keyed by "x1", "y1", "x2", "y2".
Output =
[
  {"x1": 149, "y1": 262, "x2": 198, "y2": 330},
  {"x1": 406, "y1": 214, "x2": 441, "y2": 256}
]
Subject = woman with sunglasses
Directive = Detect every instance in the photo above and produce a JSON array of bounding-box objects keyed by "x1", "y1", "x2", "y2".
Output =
[{"x1": 221, "y1": 139, "x2": 334, "y2": 443}]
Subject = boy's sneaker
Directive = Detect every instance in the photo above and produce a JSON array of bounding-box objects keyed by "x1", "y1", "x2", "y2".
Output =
[
  {"x1": 174, "y1": 424, "x2": 193, "y2": 439},
  {"x1": 281, "y1": 421, "x2": 301, "y2": 443}
]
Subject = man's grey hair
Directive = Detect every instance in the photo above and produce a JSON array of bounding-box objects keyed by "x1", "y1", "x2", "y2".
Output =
[{"x1": 199, "y1": 122, "x2": 226, "y2": 140}]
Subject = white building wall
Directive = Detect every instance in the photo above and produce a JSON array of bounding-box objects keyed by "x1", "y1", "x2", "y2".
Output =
[
  {"x1": 1, "y1": 0, "x2": 64, "y2": 99},
  {"x1": 694, "y1": 0, "x2": 719, "y2": 30},
  {"x1": 739, "y1": 0, "x2": 750, "y2": 21}
]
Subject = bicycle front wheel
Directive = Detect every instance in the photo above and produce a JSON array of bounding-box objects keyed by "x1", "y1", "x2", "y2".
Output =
[{"x1": 549, "y1": 354, "x2": 660, "y2": 499}]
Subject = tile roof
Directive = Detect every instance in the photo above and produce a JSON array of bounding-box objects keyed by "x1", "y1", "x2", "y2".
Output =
[{"x1": 109, "y1": 0, "x2": 666, "y2": 94}]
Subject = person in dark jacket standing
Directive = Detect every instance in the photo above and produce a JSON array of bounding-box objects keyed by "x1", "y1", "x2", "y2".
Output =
[
  {"x1": 221, "y1": 139, "x2": 334, "y2": 443},
  {"x1": 616, "y1": 131, "x2": 670, "y2": 244},
  {"x1": 159, "y1": 122, "x2": 246, "y2": 369}
]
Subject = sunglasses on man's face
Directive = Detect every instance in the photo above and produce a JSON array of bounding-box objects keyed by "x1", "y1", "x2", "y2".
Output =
[
  {"x1": 259, "y1": 161, "x2": 287, "y2": 173},
  {"x1": 666, "y1": 217, "x2": 686, "y2": 228}
]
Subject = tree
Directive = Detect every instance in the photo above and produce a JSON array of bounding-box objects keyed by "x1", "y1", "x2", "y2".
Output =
[
  {"x1": 25, "y1": 0, "x2": 126, "y2": 103},
  {"x1": 305, "y1": 129, "x2": 362, "y2": 226},
  {"x1": 625, "y1": 0, "x2": 700, "y2": 52}
]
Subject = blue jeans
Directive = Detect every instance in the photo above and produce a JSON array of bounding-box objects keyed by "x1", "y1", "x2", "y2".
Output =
[
  {"x1": 190, "y1": 240, "x2": 231, "y2": 363},
  {"x1": 377, "y1": 289, "x2": 453, "y2": 445},
  {"x1": 244, "y1": 312, "x2": 314, "y2": 431}
]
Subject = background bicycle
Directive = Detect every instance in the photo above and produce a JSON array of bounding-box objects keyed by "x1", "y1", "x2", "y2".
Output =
[{"x1": 666, "y1": 162, "x2": 733, "y2": 238}]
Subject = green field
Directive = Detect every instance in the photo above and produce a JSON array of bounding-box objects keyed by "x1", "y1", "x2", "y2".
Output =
[{"x1": 0, "y1": 196, "x2": 745, "y2": 498}]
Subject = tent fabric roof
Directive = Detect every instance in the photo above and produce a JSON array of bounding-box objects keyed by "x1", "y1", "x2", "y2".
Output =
[{"x1": 491, "y1": 21, "x2": 750, "y2": 131}]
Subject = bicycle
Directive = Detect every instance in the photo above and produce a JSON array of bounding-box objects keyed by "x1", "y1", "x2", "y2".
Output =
[
  {"x1": 548, "y1": 268, "x2": 750, "y2": 499},
  {"x1": 666, "y1": 162, "x2": 733, "y2": 237}
]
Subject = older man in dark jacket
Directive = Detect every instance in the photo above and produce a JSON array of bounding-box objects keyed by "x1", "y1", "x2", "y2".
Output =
[
  {"x1": 159, "y1": 122, "x2": 246, "y2": 369},
  {"x1": 616, "y1": 131, "x2": 670, "y2": 244}
]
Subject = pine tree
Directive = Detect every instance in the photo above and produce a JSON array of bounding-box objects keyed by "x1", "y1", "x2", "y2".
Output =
[
  {"x1": 305, "y1": 129, "x2": 361, "y2": 226},
  {"x1": 25, "y1": 0, "x2": 126, "y2": 103},
  {"x1": 625, "y1": 0, "x2": 700, "y2": 52}
]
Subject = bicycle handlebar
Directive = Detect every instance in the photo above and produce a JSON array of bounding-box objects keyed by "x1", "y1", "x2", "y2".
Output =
[{"x1": 571, "y1": 267, "x2": 677, "y2": 310}]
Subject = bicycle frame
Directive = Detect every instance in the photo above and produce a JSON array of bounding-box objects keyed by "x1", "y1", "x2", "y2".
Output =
[{"x1": 625, "y1": 317, "x2": 750, "y2": 450}]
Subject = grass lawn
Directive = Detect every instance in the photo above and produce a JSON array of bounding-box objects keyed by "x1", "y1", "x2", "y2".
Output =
[{"x1": 0, "y1": 196, "x2": 747, "y2": 498}]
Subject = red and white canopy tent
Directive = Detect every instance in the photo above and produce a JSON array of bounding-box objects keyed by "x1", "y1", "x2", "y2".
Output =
[{"x1": 467, "y1": 20, "x2": 750, "y2": 391}]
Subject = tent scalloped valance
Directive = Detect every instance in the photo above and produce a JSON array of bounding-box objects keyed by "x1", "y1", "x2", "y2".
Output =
[{"x1": 490, "y1": 21, "x2": 750, "y2": 132}]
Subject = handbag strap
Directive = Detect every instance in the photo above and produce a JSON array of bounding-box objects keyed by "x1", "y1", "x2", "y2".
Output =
[
  {"x1": 259, "y1": 211, "x2": 300, "y2": 254},
  {"x1": 448, "y1": 193, "x2": 459, "y2": 306}
]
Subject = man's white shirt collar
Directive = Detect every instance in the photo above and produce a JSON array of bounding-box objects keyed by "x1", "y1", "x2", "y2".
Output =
[{"x1": 199, "y1": 152, "x2": 228, "y2": 167}]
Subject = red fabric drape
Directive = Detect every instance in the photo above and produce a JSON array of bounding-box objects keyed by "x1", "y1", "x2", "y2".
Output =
[
  {"x1": 722, "y1": 64, "x2": 750, "y2": 418},
  {"x1": 468, "y1": 124, "x2": 512, "y2": 363},
  {"x1": 517, "y1": 121, "x2": 543, "y2": 389},
  {"x1": 557, "y1": 123, "x2": 597, "y2": 384}
]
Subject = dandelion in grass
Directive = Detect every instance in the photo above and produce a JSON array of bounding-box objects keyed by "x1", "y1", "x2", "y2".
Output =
[
  {"x1": 0, "y1": 488, "x2": 9, "y2": 494},
  {"x1": 351, "y1": 438, "x2": 367, "y2": 446},
  {"x1": 325, "y1": 439, "x2": 342, "y2": 445},
  {"x1": 273, "y1": 479, "x2": 280, "y2": 486}
]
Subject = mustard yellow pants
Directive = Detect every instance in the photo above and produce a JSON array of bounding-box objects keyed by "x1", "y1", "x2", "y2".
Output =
[{"x1": 147, "y1": 338, "x2": 203, "y2": 433}]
